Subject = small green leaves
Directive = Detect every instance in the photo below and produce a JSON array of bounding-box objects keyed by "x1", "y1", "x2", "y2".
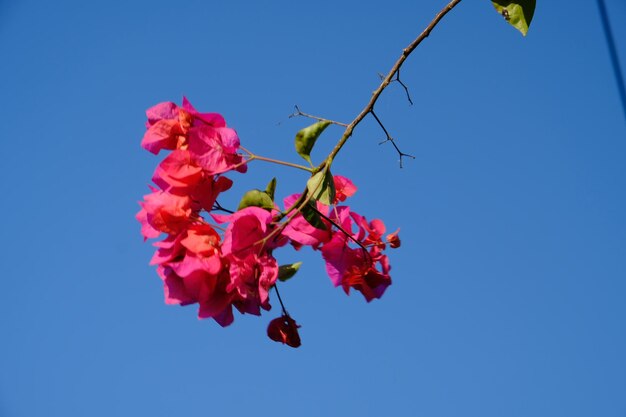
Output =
[
  {"x1": 306, "y1": 170, "x2": 335, "y2": 206},
  {"x1": 277, "y1": 262, "x2": 303, "y2": 282},
  {"x1": 302, "y1": 201, "x2": 327, "y2": 230},
  {"x1": 295, "y1": 121, "x2": 331, "y2": 165},
  {"x1": 238, "y1": 189, "x2": 275, "y2": 211},
  {"x1": 265, "y1": 177, "x2": 277, "y2": 201},
  {"x1": 492, "y1": 0, "x2": 536, "y2": 36}
]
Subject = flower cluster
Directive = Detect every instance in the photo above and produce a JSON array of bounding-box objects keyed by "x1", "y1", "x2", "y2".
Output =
[{"x1": 137, "y1": 98, "x2": 399, "y2": 347}]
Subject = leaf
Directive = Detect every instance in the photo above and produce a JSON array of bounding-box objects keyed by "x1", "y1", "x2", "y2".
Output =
[
  {"x1": 265, "y1": 177, "x2": 277, "y2": 201},
  {"x1": 237, "y1": 189, "x2": 274, "y2": 211},
  {"x1": 306, "y1": 170, "x2": 335, "y2": 206},
  {"x1": 277, "y1": 262, "x2": 303, "y2": 282},
  {"x1": 302, "y1": 202, "x2": 327, "y2": 230},
  {"x1": 492, "y1": 0, "x2": 536, "y2": 36},
  {"x1": 295, "y1": 121, "x2": 331, "y2": 165}
]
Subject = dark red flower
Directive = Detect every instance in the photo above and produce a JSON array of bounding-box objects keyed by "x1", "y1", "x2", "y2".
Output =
[{"x1": 267, "y1": 314, "x2": 301, "y2": 348}]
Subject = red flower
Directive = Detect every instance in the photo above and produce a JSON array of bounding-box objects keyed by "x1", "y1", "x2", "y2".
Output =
[{"x1": 267, "y1": 314, "x2": 301, "y2": 348}]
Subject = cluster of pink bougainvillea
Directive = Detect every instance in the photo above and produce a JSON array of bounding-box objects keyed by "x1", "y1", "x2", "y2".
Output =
[{"x1": 137, "y1": 98, "x2": 399, "y2": 347}]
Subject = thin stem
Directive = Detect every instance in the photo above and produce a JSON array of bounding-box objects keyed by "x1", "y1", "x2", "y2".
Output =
[
  {"x1": 212, "y1": 200, "x2": 234, "y2": 214},
  {"x1": 248, "y1": 155, "x2": 313, "y2": 172},
  {"x1": 273, "y1": 284, "x2": 288, "y2": 316},
  {"x1": 309, "y1": 205, "x2": 372, "y2": 260},
  {"x1": 266, "y1": 0, "x2": 463, "y2": 237},
  {"x1": 289, "y1": 105, "x2": 349, "y2": 127},
  {"x1": 370, "y1": 109, "x2": 415, "y2": 167},
  {"x1": 324, "y1": 0, "x2": 463, "y2": 164},
  {"x1": 240, "y1": 146, "x2": 313, "y2": 172}
]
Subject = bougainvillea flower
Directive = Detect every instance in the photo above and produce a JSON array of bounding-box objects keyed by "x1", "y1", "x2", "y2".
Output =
[
  {"x1": 267, "y1": 314, "x2": 301, "y2": 348},
  {"x1": 281, "y1": 193, "x2": 331, "y2": 249},
  {"x1": 136, "y1": 205, "x2": 161, "y2": 241},
  {"x1": 321, "y1": 207, "x2": 392, "y2": 301},
  {"x1": 150, "y1": 233, "x2": 185, "y2": 266},
  {"x1": 141, "y1": 98, "x2": 232, "y2": 156},
  {"x1": 152, "y1": 149, "x2": 203, "y2": 191},
  {"x1": 386, "y1": 229, "x2": 401, "y2": 248},
  {"x1": 181, "y1": 97, "x2": 226, "y2": 128},
  {"x1": 352, "y1": 212, "x2": 386, "y2": 248},
  {"x1": 189, "y1": 175, "x2": 233, "y2": 213},
  {"x1": 157, "y1": 264, "x2": 235, "y2": 327},
  {"x1": 333, "y1": 175, "x2": 357, "y2": 203},
  {"x1": 141, "y1": 117, "x2": 187, "y2": 155},
  {"x1": 157, "y1": 265, "x2": 197, "y2": 306},
  {"x1": 214, "y1": 206, "x2": 283, "y2": 314},
  {"x1": 180, "y1": 223, "x2": 221, "y2": 258},
  {"x1": 138, "y1": 189, "x2": 192, "y2": 235},
  {"x1": 146, "y1": 101, "x2": 179, "y2": 126},
  {"x1": 188, "y1": 125, "x2": 247, "y2": 175},
  {"x1": 322, "y1": 233, "x2": 391, "y2": 301}
]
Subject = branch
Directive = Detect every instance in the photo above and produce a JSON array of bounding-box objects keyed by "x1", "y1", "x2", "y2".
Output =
[
  {"x1": 289, "y1": 105, "x2": 349, "y2": 127},
  {"x1": 325, "y1": 0, "x2": 463, "y2": 164},
  {"x1": 370, "y1": 109, "x2": 416, "y2": 168},
  {"x1": 378, "y1": 68, "x2": 413, "y2": 105},
  {"x1": 274, "y1": 0, "x2": 463, "y2": 231}
]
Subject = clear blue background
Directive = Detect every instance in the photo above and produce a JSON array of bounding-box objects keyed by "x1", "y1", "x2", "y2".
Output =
[{"x1": 1, "y1": 1, "x2": 625, "y2": 416}]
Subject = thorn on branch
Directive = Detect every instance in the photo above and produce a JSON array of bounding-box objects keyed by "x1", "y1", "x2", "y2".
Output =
[{"x1": 370, "y1": 109, "x2": 416, "y2": 168}]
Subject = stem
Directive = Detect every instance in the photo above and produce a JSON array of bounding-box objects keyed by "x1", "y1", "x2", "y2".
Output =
[
  {"x1": 248, "y1": 155, "x2": 313, "y2": 172},
  {"x1": 324, "y1": 0, "x2": 463, "y2": 164},
  {"x1": 240, "y1": 146, "x2": 313, "y2": 172},
  {"x1": 290, "y1": 105, "x2": 349, "y2": 127},
  {"x1": 275, "y1": 0, "x2": 463, "y2": 228},
  {"x1": 273, "y1": 284, "x2": 288, "y2": 316}
]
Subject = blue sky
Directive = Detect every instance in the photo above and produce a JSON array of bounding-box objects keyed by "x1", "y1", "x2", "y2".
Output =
[{"x1": 1, "y1": 1, "x2": 625, "y2": 416}]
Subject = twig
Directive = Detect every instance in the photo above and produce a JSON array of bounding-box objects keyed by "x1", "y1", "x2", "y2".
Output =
[
  {"x1": 325, "y1": 0, "x2": 463, "y2": 164},
  {"x1": 273, "y1": 0, "x2": 463, "y2": 232},
  {"x1": 394, "y1": 69, "x2": 414, "y2": 105},
  {"x1": 370, "y1": 109, "x2": 415, "y2": 168},
  {"x1": 289, "y1": 105, "x2": 349, "y2": 127}
]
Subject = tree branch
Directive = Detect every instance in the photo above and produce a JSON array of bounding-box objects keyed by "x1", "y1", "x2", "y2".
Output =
[
  {"x1": 289, "y1": 105, "x2": 348, "y2": 127},
  {"x1": 370, "y1": 109, "x2": 415, "y2": 167},
  {"x1": 325, "y1": 0, "x2": 463, "y2": 164}
]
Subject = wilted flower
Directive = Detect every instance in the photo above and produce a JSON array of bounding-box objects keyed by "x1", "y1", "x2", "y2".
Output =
[{"x1": 267, "y1": 314, "x2": 301, "y2": 348}]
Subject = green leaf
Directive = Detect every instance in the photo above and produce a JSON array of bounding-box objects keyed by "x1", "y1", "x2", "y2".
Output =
[
  {"x1": 237, "y1": 189, "x2": 274, "y2": 211},
  {"x1": 302, "y1": 201, "x2": 327, "y2": 230},
  {"x1": 492, "y1": 0, "x2": 536, "y2": 36},
  {"x1": 265, "y1": 177, "x2": 277, "y2": 201},
  {"x1": 306, "y1": 170, "x2": 335, "y2": 206},
  {"x1": 295, "y1": 121, "x2": 331, "y2": 165},
  {"x1": 277, "y1": 262, "x2": 303, "y2": 282}
]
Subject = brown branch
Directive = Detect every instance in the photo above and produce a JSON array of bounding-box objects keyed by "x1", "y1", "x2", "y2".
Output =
[
  {"x1": 324, "y1": 0, "x2": 463, "y2": 165},
  {"x1": 275, "y1": 0, "x2": 463, "y2": 228},
  {"x1": 289, "y1": 105, "x2": 349, "y2": 127}
]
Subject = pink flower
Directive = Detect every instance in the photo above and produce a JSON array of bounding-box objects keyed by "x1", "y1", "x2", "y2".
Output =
[
  {"x1": 215, "y1": 206, "x2": 284, "y2": 315},
  {"x1": 386, "y1": 229, "x2": 401, "y2": 248},
  {"x1": 187, "y1": 125, "x2": 247, "y2": 175},
  {"x1": 321, "y1": 207, "x2": 392, "y2": 301},
  {"x1": 138, "y1": 189, "x2": 192, "y2": 235},
  {"x1": 141, "y1": 102, "x2": 190, "y2": 155},
  {"x1": 333, "y1": 175, "x2": 357, "y2": 203},
  {"x1": 157, "y1": 264, "x2": 235, "y2": 327},
  {"x1": 267, "y1": 314, "x2": 301, "y2": 348},
  {"x1": 152, "y1": 149, "x2": 203, "y2": 191},
  {"x1": 281, "y1": 193, "x2": 332, "y2": 249},
  {"x1": 140, "y1": 98, "x2": 233, "y2": 159}
]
